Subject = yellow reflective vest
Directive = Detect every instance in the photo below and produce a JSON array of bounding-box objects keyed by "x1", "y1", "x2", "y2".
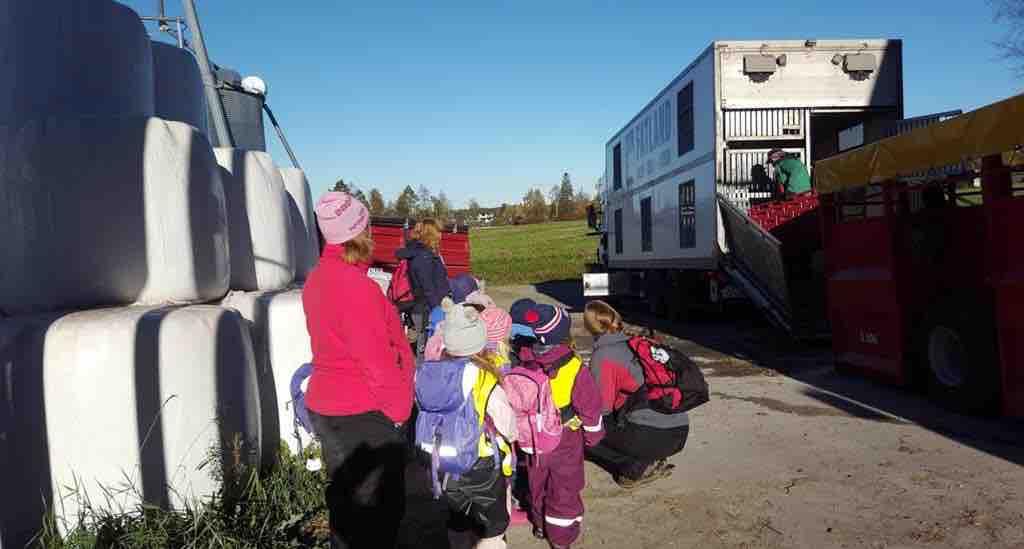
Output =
[{"x1": 471, "y1": 368, "x2": 513, "y2": 476}]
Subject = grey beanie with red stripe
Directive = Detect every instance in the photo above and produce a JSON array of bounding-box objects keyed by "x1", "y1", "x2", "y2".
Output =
[{"x1": 525, "y1": 303, "x2": 571, "y2": 345}]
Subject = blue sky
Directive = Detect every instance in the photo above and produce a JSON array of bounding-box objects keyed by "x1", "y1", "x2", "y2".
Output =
[{"x1": 124, "y1": 0, "x2": 1020, "y2": 207}]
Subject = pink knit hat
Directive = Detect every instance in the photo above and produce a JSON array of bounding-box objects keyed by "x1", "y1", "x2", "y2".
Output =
[
  {"x1": 480, "y1": 307, "x2": 512, "y2": 344},
  {"x1": 314, "y1": 192, "x2": 369, "y2": 244}
]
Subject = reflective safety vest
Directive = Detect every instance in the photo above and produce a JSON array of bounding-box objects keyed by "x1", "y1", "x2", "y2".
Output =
[
  {"x1": 550, "y1": 355, "x2": 583, "y2": 428},
  {"x1": 472, "y1": 368, "x2": 513, "y2": 476}
]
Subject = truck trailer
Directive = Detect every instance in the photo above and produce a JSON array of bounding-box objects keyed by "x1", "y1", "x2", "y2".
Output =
[
  {"x1": 816, "y1": 94, "x2": 1024, "y2": 416},
  {"x1": 585, "y1": 39, "x2": 904, "y2": 335}
]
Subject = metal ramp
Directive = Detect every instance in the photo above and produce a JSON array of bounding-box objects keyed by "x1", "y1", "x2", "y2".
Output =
[{"x1": 718, "y1": 194, "x2": 829, "y2": 340}]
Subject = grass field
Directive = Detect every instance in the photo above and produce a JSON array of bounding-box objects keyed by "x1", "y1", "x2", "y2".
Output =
[{"x1": 470, "y1": 220, "x2": 598, "y2": 286}]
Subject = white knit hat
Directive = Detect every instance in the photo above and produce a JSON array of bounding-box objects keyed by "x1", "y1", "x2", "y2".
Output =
[{"x1": 441, "y1": 297, "x2": 487, "y2": 357}]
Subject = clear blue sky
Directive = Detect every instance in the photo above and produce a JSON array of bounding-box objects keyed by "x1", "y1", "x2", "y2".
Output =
[{"x1": 124, "y1": 0, "x2": 1020, "y2": 208}]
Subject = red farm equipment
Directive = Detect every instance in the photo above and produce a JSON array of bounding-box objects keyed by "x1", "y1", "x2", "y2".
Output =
[
  {"x1": 368, "y1": 217, "x2": 472, "y2": 279},
  {"x1": 815, "y1": 94, "x2": 1024, "y2": 417}
]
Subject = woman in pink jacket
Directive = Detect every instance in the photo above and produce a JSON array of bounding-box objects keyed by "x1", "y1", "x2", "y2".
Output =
[{"x1": 303, "y1": 192, "x2": 417, "y2": 549}]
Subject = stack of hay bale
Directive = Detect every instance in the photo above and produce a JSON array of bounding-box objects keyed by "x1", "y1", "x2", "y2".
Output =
[{"x1": 0, "y1": 1, "x2": 321, "y2": 545}]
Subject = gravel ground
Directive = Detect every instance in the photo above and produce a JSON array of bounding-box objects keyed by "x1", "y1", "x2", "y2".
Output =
[{"x1": 489, "y1": 283, "x2": 1024, "y2": 549}]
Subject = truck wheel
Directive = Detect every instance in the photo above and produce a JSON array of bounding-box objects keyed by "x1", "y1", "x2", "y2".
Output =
[{"x1": 920, "y1": 298, "x2": 1000, "y2": 415}]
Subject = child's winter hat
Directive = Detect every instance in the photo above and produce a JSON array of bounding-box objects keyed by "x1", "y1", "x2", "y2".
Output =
[
  {"x1": 314, "y1": 192, "x2": 369, "y2": 244},
  {"x1": 509, "y1": 298, "x2": 538, "y2": 325},
  {"x1": 442, "y1": 297, "x2": 487, "y2": 357},
  {"x1": 528, "y1": 304, "x2": 571, "y2": 345},
  {"x1": 449, "y1": 274, "x2": 479, "y2": 303},
  {"x1": 480, "y1": 307, "x2": 512, "y2": 344},
  {"x1": 464, "y1": 290, "x2": 496, "y2": 310},
  {"x1": 510, "y1": 323, "x2": 535, "y2": 340}
]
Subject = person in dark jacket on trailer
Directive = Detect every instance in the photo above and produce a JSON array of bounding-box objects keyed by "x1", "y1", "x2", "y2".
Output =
[
  {"x1": 396, "y1": 218, "x2": 451, "y2": 354},
  {"x1": 582, "y1": 300, "x2": 690, "y2": 489}
]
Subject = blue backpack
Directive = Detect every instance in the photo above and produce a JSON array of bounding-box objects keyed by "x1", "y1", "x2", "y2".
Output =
[{"x1": 415, "y1": 359, "x2": 488, "y2": 496}]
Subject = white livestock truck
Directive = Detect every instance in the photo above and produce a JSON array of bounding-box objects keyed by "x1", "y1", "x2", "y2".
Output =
[{"x1": 585, "y1": 39, "x2": 908, "y2": 334}]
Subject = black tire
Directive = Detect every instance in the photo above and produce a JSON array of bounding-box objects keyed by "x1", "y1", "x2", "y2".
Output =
[{"x1": 919, "y1": 296, "x2": 1001, "y2": 415}]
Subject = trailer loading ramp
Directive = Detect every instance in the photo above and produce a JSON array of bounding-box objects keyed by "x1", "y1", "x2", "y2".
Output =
[{"x1": 718, "y1": 194, "x2": 829, "y2": 340}]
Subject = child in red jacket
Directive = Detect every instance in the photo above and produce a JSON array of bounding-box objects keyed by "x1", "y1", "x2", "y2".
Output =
[{"x1": 518, "y1": 304, "x2": 604, "y2": 549}]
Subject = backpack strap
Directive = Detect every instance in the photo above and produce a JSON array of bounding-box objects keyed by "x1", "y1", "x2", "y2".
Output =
[
  {"x1": 430, "y1": 426, "x2": 443, "y2": 498},
  {"x1": 289, "y1": 363, "x2": 316, "y2": 450}
]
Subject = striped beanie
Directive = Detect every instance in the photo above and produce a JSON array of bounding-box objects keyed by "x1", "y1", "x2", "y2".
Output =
[
  {"x1": 527, "y1": 304, "x2": 570, "y2": 345},
  {"x1": 480, "y1": 307, "x2": 512, "y2": 345}
]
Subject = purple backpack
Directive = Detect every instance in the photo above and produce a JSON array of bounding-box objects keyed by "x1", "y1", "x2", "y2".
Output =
[{"x1": 415, "y1": 359, "x2": 485, "y2": 495}]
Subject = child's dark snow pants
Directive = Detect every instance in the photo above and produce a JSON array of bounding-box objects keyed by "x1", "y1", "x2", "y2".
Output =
[{"x1": 528, "y1": 429, "x2": 585, "y2": 547}]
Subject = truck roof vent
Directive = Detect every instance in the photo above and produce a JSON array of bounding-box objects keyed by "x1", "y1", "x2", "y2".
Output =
[
  {"x1": 743, "y1": 55, "x2": 778, "y2": 82},
  {"x1": 843, "y1": 53, "x2": 876, "y2": 80}
]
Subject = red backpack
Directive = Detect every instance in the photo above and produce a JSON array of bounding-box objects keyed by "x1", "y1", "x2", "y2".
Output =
[
  {"x1": 626, "y1": 336, "x2": 709, "y2": 414},
  {"x1": 387, "y1": 260, "x2": 416, "y2": 310}
]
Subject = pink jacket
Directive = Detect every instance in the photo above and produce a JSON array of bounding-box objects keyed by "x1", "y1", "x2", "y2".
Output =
[{"x1": 302, "y1": 245, "x2": 415, "y2": 423}]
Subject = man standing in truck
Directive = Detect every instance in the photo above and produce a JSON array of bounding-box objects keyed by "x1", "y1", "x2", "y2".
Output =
[{"x1": 767, "y1": 149, "x2": 812, "y2": 197}]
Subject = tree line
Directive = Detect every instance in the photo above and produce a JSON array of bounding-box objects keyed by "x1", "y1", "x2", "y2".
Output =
[{"x1": 332, "y1": 172, "x2": 595, "y2": 226}]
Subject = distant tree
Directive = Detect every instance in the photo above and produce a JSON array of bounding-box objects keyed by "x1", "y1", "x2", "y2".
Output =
[
  {"x1": 332, "y1": 178, "x2": 368, "y2": 206},
  {"x1": 547, "y1": 184, "x2": 561, "y2": 218},
  {"x1": 523, "y1": 188, "x2": 548, "y2": 224},
  {"x1": 496, "y1": 203, "x2": 511, "y2": 225},
  {"x1": 350, "y1": 186, "x2": 368, "y2": 208},
  {"x1": 412, "y1": 185, "x2": 433, "y2": 218},
  {"x1": 467, "y1": 199, "x2": 482, "y2": 220},
  {"x1": 558, "y1": 172, "x2": 575, "y2": 220},
  {"x1": 432, "y1": 191, "x2": 451, "y2": 221},
  {"x1": 368, "y1": 188, "x2": 385, "y2": 215},
  {"x1": 395, "y1": 185, "x2": 417, "y2": 218},
  {"x1": 570, "y1": 188, "x2": 591, "y2": 220},
  {"x1": 992, "y1": 0, "x2": 1024, "y2": 74}
]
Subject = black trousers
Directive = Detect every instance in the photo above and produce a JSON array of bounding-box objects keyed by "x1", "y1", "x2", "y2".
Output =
[
  {"x1": 445, "y1": 457, "x2": 510, "y2": 546},
  {"x1": 585, "y1": 415, "x2": 690, "y2": 480},
  {"x1": 310, "y1": 411, "x2": 450, "y2": 549}
]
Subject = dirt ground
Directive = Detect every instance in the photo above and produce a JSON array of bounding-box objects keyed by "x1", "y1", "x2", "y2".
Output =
[{"x1": 488, "y1": 283, "x2": 1024, "y2": 549}]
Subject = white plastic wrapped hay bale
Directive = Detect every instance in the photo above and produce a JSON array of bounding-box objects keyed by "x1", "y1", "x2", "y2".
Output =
[
  {"x1": 0, "y1": 0, "x2": 154, "y2": 127},
  {"x1": 280, "y1": 167, "x2": 319, "y2": 281},
  {"x1": 0, "y1": 116, "x2": 231, "y2": 315},
  {"x1": 215, "y1": 148, "x2": 296, "y2": 291},
  {"x1": 151, "y1": 41, "x2": 208, "y2": 136},
  {"x1": 0, "y1": 305, "x2": 261, "y2": 543},
  {"x1": 220, "y1": 289, "x2": 312, "y2": 461}
]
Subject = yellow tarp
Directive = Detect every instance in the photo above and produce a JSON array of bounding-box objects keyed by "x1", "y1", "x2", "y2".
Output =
[{"x1": 815, "y1": 94, "x2": 1024, "y2": 194}]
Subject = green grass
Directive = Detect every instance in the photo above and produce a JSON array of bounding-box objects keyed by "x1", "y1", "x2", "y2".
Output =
[
  {"x1": 470, "y1": 220, "x2": 598, "y2": 286},
  {"x1": 37, "y1": 443, "x2": 330, "y2": 549}
]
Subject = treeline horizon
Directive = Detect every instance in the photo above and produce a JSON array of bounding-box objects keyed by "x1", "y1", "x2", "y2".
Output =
[{"x1": 331, "y1": 172, "x2": 597, "y2": 226}]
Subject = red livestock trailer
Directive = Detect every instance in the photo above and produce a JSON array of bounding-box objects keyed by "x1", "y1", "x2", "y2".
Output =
[
  {"x1": 816, "y1": 94, "x2": 1024, "y2": 416},
  {"x1": 368, "y1": 217, "x2": 472, "y2": 278}
]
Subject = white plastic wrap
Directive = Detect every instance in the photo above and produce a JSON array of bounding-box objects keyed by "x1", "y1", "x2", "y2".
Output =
[
  {"x1": 151, "y1": 41, "x2": 208, "y2": 137},
  {"x1": 0, "y1": 0, "x2": 154, "y2": 128},
  {"x1": 220, "y1": 289, "x2": 313, "y2": 460},
  {"x1": 214, "y1": 149, "x2": 296, "y2": 291},
  {"x1": 0, "y1": 305, "x2": 261, "y2": 544},
  {"x1": 0, "y1": 116, "x2": 231, "y2": 315},
  {"x1": 279, "y1": 168, "x2": 319, "y2": 280}
]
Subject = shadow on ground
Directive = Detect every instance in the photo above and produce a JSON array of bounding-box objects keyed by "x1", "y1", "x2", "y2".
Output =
[{"x1": 531, "y1": 278, "x2": 1024, "y2": 467}]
